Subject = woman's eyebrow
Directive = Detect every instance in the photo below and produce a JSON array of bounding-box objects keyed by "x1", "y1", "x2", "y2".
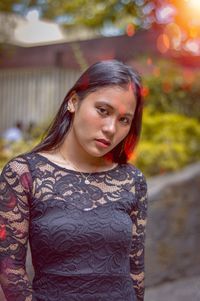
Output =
[{"x1": 95, "y1": 101, "x2": 134, "y2": 117}]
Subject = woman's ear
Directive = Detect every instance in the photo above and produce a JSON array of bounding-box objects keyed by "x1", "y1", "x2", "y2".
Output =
[{"x1": 68, "y1": 92, "x2": 79, "y2": 113}]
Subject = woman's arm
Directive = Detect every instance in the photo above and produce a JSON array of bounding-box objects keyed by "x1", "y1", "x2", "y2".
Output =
[
  {"x1": 129, "y1": 171, "x2": 148, "y2": 301},
  {"x1": 0, "y1": 156, "x2": 36, "y2": 301}
]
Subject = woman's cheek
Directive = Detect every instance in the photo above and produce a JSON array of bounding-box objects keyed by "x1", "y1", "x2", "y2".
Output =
[
  {"x1": 83, "y1": 110, "x2": 101, "y2": 127},
  {"x1": 116, "y1": 129, "x2": 130, "y2": 145}
]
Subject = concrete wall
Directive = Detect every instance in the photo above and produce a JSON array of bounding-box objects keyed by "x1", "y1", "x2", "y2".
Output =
[
  {"x1": 145, "y1": 162, "x2": 200, "y2": 286},
  {"x1": 0, "y1": 67, "x2": 80, "y2": 132}
]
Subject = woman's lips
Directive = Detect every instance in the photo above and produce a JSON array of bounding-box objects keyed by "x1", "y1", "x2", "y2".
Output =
[{"x1": 95, "y1": 139, "x2": 111, "y2": 148}]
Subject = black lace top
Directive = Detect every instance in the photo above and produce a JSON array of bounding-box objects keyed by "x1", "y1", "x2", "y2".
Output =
[{"x1": 0, "y1": 152, "x2": 148, "y2": 301}]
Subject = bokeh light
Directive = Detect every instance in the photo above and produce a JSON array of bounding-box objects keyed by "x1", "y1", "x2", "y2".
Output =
[
  {"x1": 184, "y1": 39, "x2": 200, "y2": 55},
  {"x1": 126, "y1": 23, "x2": 135, "y2": 37},
  {"x1": 162, "y1": 81, "x2": 172, "y2": 93},
  {"x1": 156, "y1": 4, "x2": 176, "y2": 24},
  {"x1": 26, "y1": 9, "x2": 40, "y2": 22},
  {"x1": 153, "y1": 67, "x2": 160, "y2": 77},
  {"x1": 141, "y1": 86, "x2": 149, "y2": 98},
  {"x1": 157, "y1": 34, "x2": 170, "y2": 53},
  {"x1": 164, "y1": 23, "x2": 182, "y2": 50},
  {"x1": 147, "y1": 57, "x2": 152, "y2": 66},
  {"x1": 185, "y1": 0, "x2": 200, "y2": 12},
  {"x1": 153, "y1": 0, "x2": 200, "y2": 55}
]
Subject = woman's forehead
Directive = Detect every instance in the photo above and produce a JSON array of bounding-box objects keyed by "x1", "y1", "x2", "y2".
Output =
[
  {"x1": 84, "y1": 85, "x2": 136, "y2": 114},
  {"x1": 87, "y1": 84, "x2": 135, "y2": 98}
]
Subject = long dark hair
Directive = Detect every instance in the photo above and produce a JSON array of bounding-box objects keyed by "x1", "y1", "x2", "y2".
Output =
[{"x1": 31, "y1": 60, "x2": 144, "y2": 164}]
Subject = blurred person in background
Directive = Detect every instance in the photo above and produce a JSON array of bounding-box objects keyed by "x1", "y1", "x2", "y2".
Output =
[{"x1": 2, "y1": 121, "x2": 24, "y2": 143}]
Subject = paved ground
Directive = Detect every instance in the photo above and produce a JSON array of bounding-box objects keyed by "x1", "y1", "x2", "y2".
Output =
[{"x1": 145, "y1": 275, "x2": 200, "y2": 301}]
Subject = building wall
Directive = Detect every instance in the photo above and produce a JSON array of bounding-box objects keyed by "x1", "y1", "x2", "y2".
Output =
[{"x1": 0, "y1": 67, "x2": 80, "y2": 132}]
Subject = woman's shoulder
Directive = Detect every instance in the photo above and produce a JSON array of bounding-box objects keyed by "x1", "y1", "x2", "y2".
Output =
[
  {"x1": 128, "y1": 163, "x2": 148, "y2": 196},
  {"x1": 125, "y1": 162, "x2": 147, "y2": 192},
  {"x1": 1, "y1": 153, "x2": 34, "y2": 195},
  {"x1": 125, "y1": 162, "x2": 147, "y2": 181},
  {"x1": 1, "y1": 152, "x2": 33, "y2": 178}
]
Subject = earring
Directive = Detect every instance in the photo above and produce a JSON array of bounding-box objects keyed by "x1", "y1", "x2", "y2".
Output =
[{"x1": 66, "y1": 103, "x2": 73, "y2": 112}]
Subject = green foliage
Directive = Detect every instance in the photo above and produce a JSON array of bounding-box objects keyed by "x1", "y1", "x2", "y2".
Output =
[
  {"x1": 143, "y1": 62, "x2": 200, "y2": 120},
  {"x1": 0, "y1": 122, "x2": 44, "y2": 170},
  {"x1": 130, "y1": 59, "x2": 200, "y2": 175},
  {"x1": 0, "y1": 138, "x2": 39, "y2": 170},
  {"x1": 0, "y1": 140, "x2": 27, "y2": 170},
  {"x1": 134, "y1": 110, "x2": 200, "y2": 176},
  {"x1": 0, "y1": 0, "x2": 142, "y2": 28},
  {"x1": 0, "y1": 0, "x2": 21, "y2": 12}
]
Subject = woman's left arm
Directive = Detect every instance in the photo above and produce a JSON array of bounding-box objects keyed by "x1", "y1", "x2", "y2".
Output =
[{"x1": 129, "y1": 171, "x2": 148, "y2": 301}]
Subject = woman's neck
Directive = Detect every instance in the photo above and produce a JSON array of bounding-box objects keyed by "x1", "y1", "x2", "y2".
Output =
[{"x1": 53, "y1": 137, "x2": 115, "y2": 172}]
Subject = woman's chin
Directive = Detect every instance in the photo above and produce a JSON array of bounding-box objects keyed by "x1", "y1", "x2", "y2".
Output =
[{"x1": 84, "y1": 146, "x2": 110, "y2": 159}]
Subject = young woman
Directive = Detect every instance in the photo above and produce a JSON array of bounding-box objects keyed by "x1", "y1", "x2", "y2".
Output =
[{"x1": 0, "y1": 60, "x2": 148, "y2": 301}]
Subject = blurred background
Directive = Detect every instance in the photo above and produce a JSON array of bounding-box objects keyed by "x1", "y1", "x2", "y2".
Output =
[{"x1": 0, "y1": 1, "x2": 200, "y2": 300}]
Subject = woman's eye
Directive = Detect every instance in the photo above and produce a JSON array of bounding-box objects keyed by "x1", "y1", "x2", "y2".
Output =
[
  {"x1": 120, "y1": 117, "x2": 130, "y2": 125},
  {"x1": 97, "y1": 107, "x2": 109, "y2": 115}
]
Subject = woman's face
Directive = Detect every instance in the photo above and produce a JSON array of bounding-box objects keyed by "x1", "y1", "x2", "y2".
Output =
[{"x1": 69, "y1": 85, "x2": 137, "y2": 159}]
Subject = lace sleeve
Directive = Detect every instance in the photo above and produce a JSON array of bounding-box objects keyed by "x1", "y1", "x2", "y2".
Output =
[
  {"x1": 129, "y1": 170, "x2": 148, "y2": 301},
  {"x1": 0, "y1": 156, "x2": 36, "y2": 301}
]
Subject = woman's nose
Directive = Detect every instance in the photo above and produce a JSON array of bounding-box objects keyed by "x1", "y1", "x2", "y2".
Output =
[{"x1": 102, "y1": 118, "x2": 117, "y2": 136}]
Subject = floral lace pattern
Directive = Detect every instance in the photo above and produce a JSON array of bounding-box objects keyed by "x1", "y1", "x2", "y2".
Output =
[{"x1": 0, "y1": 152, "x2": 148, "y2": 301}]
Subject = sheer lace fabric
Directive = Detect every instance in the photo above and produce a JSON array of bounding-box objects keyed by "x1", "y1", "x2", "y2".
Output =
[{"x1": 0, "y1": 152, "x2": 148, "y2": 301}]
